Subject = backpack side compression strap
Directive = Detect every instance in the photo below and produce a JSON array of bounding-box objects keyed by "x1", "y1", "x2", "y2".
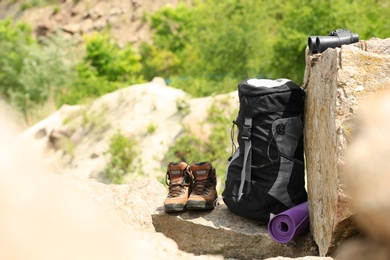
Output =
[{"x1": 238, "y1": 117, "x2": 252, "y2": 200}]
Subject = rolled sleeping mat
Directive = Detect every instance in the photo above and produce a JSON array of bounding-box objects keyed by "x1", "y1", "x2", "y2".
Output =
[{"x1": 268, "y1": 201, "x2": 310, "y2": 243}]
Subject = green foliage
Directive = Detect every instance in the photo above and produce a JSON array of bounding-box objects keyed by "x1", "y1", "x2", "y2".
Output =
[
  {"x1": 0, "y1": 18, "x2": 34, "y2": 99},
  {"x1": 165, "y1": 129, "x2": 204, "y2": 163},
  {"x1": 147, "y1": 3, "x2": 194, "y2": 53},
  {"x1": 183, "y1": 0, "x2": 273, "y2": 79},
  {"x1": 144, "y1": 0, "x2": 274, "y2": 93},
  {"x1": 105, "y1": 131, "x2": 138, "y2": 184},
  {"x1": 11, "y1": 34, "x2": 77, "y2": 113},
  {"x1": 20, "y1": 0, "x2": 59, "y2": 10},
  {"x1": 53, "y1": 4, "x2": 60, "y2": 14},
  {"x1": 84, "y1": 32, "x2": 143, "y2": 83},
  {"x1": 81, "y1": 106, "x2": 111, "y2": 134},
  {"x1": 59, "y1": 136, "x2": 75, "y2": 157},
  {"x1": 269, "y1": 0, "x2": 390, "y2": 85},
  {"x1": 0, "y1": 19, "x2": 77, "y2": 121},
  {"x1": 58, "y1": 32, "x2": 145, "y2": 106},
  {"x1": 175, "y1": 97, "x2": 190, "y2": 115},
  {"x1": 57, "y1": 63, "x2": 121, "y2": 105},
  {"x1": 206, "y1": 98, "x2": 238, "y2": 179},
  {"x1": 145, "y1": 0, "x2": 390, "y2": 88},
  {"x1": 170, "y1": 76, "x2": 238, "y2": 97},
  {"x1": 139, "y1": 3, "x2": 192, "y2": 81},
  {"x1": 139, "y1": 43, "x2": 180, "y2": 81},
  {"x1": 1, "y1": 0, "x2": 389, "y2": 126},
  {"x1": 165, "y1": 97, "x2": 238, "y2": 190},
  {"x1": 146, "y1": 123, "x2": 158, "y2": 134}
]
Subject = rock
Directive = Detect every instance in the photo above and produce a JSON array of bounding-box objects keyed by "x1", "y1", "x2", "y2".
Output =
[
  {"x1": 335, "y1": 239, "x2": 390, "y2": 260},
  {"x1": 62, "y1": 23, "x2": 81, "y2": 34},
  {"x1": 88, "y1": 4, "x2": 106, "y2": 20},
  {"x1": 22, "y1": 81, "x2": 238, "y2": 187},
  {"x1": 71, "y1": 1, "x2": 87, "y2": 16},
  {"x1": 93, "y1": 18, "x2": 107, "y2": 31},
  {"x1": 342, "y1": 88, "x2": 390, "y2": 241},
  {"x1": 265, "y1": 257, "x2": 333, "y2": 260},
  {"x1": 151, "y1": 76, "x2": 167, "y2": 86},
  {"x1": 17, "y1": 0, "x2": 186, "y2": 48},
  {"x1": 35, "y1": 20, "x2": 54, "y2": 37},
  {"x1": 80, "y1": 18, "x2": 94, "y2": 33},
  {"x1": 62, "y1": 176, "x2": 167, "y2": 232},
  {"x1": 0, "y1": 109, "x2": 221, "y2": 259},
  {"x1": 303, "y1": 37, "x2": 390, "y2": 256},
  {"x1": 152, "y1": 202, "x2": 318, "y2": 259}
]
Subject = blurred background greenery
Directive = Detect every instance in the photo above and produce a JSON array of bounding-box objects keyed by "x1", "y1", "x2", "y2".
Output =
[
  {"x1": 1, "y1": 0, "x2": 389, "y2": 185},
  {"x1": 1, "y1": 0, "x2": 389, "y2": 124}
]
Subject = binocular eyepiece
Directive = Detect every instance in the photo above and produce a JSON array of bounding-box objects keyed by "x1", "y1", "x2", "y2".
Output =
[{"x1": 308, "y1": 29, "x2": 359, "y2": 53}]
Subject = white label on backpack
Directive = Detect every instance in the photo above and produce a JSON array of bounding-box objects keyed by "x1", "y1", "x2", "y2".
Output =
[
  {"x1": 196, "y1": 170, "x2": 207, "y2": 175},
  {"x1": 170, "y1": 170, "x2": 181, "y2": 175},
  {"x1": 247, "y1": 78, "x2": 291, "y2": 88}
]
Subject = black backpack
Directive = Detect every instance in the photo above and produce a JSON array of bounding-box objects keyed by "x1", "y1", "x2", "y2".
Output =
[{"x1": 222, "y1": 78, "x2": 307, "y2": 223}]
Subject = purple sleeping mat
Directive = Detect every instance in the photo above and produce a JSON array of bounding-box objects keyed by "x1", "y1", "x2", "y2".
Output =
[{"x1": 268, "y1": 201, "x2": 309, "y2": 243}]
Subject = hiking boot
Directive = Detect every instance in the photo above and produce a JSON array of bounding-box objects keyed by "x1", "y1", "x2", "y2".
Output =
[
  {"x1": 186, "y1": 161, "x2": 218, "y2": 210},
  {"x1": 164, "y1": 162, "x2": 193, "y2": 213}
]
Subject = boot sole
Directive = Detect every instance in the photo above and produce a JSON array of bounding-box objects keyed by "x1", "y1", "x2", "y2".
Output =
[
  {"x1": 186, "y1": 200, "x2": 214, "y2": 210},
  {"x1": 164, "y1": 203, "x2": 186, "y2": 213}
]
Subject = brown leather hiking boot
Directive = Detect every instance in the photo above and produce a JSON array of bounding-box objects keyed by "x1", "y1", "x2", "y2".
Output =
[
  {"x1": 164, "y1": 162, "x2": 193, "y2": 213},
  {"x1": 186, "y1": 162, "x2": 218, "y2": 210}
]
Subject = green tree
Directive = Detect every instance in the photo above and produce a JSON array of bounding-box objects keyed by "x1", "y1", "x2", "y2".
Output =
[
  {"x1": 0, "y1": 19, "x2": 78, "y2": 119},
  {"x1": 269, "y1": 0, "x2": 390, "y2": 85},
  {"x1": 105, "y1": 131, "x2": 138, "y2": 184},
  {"x1": 0, "y1": 19, "x2": 34, "y2": 99},
  {"x1": 11, "y1": 34, "x2": 77, "y2": 112},
  {"x1": 59, "y1": 32, "x2": 144, "y2": 105},
  {"x1": 144, "y1": 0, "x2": 276, "y2": 96},
  {"x1": 84, "y1": 32, "x2": 143, "y2": 83},
  {"x1": 139, "y1": 43, "x2": 181, "y2": 81}
]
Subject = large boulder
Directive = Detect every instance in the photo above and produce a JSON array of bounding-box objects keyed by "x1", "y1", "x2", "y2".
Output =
[
  {"x1": 0, "y1": 106, "x2": 221, "y2": 260},
  {"x1": 333, "y1": 88, "x2": 390, "y2": 260},
  {"x1": 303, "y1": 37, "x2": 390, "y2": 256},
  {"x1": 22, "y1": 78, "x2": 238, "y2": 188}
]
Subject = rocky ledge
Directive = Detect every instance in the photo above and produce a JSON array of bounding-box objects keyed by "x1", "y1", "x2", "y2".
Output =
[{"x1": 152, "y1": 201, "x2": 318, "y2": 259}]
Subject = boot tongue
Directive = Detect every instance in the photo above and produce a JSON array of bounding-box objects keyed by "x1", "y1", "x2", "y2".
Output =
[
  {"x1": 168, "y1": 162, "x2": 187, "y2": 183},
  {"x1": 191, "y1": 163, "x2": 211, "y2": 181}
]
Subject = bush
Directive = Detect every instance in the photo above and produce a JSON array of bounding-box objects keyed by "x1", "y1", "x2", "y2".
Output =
[
  {"x1": 139, "y1": 43, "x2": 181, "y2": 81},
  {"x1": 0, "y1": 18, "x2": 34, "y2": 100},
  {"x1": 57, "y1": 32, "x2": 145, "y2": 106},
  {"x1": 169, "y1": 75, "x2": 238, "y2": 97},
  {"x1": 56, "y1": 63, "x2": 121, "y2": 105},
  {"x1": 83, "y1": 32, "x2": 143, "y2": 83},
  {"x1": 12, "y1": 33, "x2": 78, "y2": 113},
  {"x1": 0, "y1": 19, "x2": 78, "y2": 121},
  {"x1": 104, "y1": 131, "x2": 138, "y2": 184}
]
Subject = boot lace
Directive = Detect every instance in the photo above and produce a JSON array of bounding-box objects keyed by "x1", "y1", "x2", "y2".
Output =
[
  {"x1": 192, "y1": 179, "x2": 212, "y2": 196},
  {"x1": 166, "y1": 172, "x2": 190, "y2": 197}
]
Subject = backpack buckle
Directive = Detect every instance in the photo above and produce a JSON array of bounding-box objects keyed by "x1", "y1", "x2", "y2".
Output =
[{"x1": 242, "y1": 118, "x2": 252, "y2": 140}]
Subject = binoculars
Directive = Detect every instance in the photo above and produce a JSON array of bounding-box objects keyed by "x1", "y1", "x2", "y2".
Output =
[{"x1": 308, "y1": 29, "x2": 359, "y2": 53}]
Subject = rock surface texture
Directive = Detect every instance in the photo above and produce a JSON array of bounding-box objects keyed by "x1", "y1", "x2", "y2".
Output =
[
  {"x1": 303, "y1": 37, "x2": 390, "y2": 256},
  {"x1": 0, "y1": 0, "x2": 185, "y2": 47},
  {"x1": 0, "y1": 107, "x2": 221, "y2": 260},
  {"x1": 152, "y1": 202, "x2": 318, "y2": 259},
  {"x1": 23, "y1": 78, "x2": 238, "y2": 187},
  {"x1": 333, "y1": 88, "x2": 390, "y2": 260}
]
